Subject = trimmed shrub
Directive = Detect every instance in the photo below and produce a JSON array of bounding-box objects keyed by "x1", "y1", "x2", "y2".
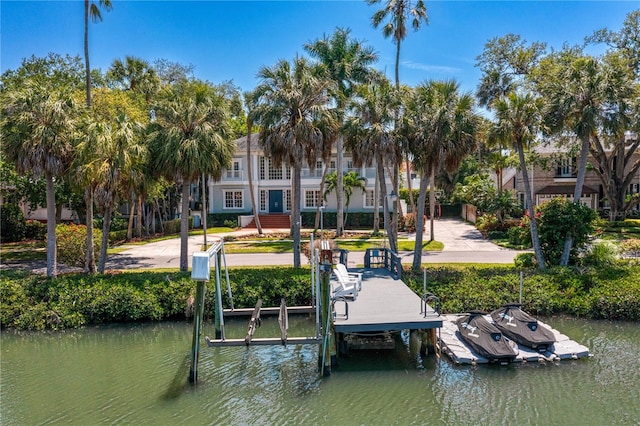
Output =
[
  {"x1": 0, "y1": 203, "x2": 26, "y2": 242},
  {"x1": 536, "y1": 197, "x2": 597, "y2": 266},
  {"x1": 54, "y1": 224, "x2": 102, "y2": 268},
  {"x1": 24, "y1": 220, "x2": 46, "y2": 240}
]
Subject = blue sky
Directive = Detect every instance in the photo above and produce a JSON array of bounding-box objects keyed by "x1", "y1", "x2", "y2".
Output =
[{"x1": 1, "y1": 1, "x2": 638, "y2": 95}]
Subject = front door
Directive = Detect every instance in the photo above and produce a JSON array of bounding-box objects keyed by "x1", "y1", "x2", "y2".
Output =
[{"x1": 269, "y1": 190, "x2": 283, "y2": 213}]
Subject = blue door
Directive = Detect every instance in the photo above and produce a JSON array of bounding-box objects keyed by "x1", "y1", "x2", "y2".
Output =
[{"x1": 269, "y1": 190, "x2": 283, "y2": 213}]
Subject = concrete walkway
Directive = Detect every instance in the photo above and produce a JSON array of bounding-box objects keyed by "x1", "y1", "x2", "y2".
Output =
[
  {"x1": 103, "y1": 218, "x2": 520, "y2": 270},
  {"x1": 1, "y1": 218, "x2": 521, "y2": 273}
]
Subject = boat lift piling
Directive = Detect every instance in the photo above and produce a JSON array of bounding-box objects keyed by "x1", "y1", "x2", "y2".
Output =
[{"x1": 190, "y1": 237, "x2": 231, "y2": 384}]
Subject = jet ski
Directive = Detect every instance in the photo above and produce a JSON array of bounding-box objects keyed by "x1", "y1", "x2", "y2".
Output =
[
  {"x1": 456, "y1": 311, "x2": 518, "y2": 363},
  {"x1": 490, "y1": 304, "x2": 555, "y2": 352}
]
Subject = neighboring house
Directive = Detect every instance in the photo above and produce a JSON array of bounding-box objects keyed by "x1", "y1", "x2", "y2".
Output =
[
  {"x1": 205, "y1": 134, "x2": 392, "y2": 226},
  {"x1": 513, "y1": 139, "x2": 640, "y2": 215},
  {"x1": 0, "y1": 183, "x2": 77, "y2": 223}
]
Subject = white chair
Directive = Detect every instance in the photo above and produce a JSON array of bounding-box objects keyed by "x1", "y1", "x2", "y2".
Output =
[
  {"x1": 331, "y1": 277, "x2": 358, "y2": 301},
  {"x1": 335, "y1": 263, "x2": 362, "y2": 291}
]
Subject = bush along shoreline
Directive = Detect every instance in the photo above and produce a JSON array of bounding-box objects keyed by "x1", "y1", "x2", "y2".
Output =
[{"x1": 1, "y1": 264, "x2": 639, "y2": 331}]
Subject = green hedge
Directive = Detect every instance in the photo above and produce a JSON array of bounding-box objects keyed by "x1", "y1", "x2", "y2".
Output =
[
  {"x1": 2, "y1": 264, "x2": 638, "y2": 331},
  {"x1": 0, "y1": 267, "x2": 312, "y2": 331},
  {"x1": 402, "y1": 264, "x2": 640, "y2": 320}
]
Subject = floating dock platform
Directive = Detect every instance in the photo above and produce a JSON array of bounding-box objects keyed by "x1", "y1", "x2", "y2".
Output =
[{"x1": 438, "y1": 314, "x2": 591, "y2": 364}]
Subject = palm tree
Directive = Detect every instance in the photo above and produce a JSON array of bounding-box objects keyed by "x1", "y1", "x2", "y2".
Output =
[
  {"x1": 324, "y1": 170, "x2": 367, "y2": 227},
  {"x1": 535, "y1": 51, "x2": 611, "y2": 265},
  {"x1": 73, "y1": 114, "x2": 107, "y2": 273},
  {"x1": 149, "y1": 80, "x2": 234, "y2": 271},
  {"x1": 492, "y1": 93, "x2": 546, "y2": 269},
  {"x1": 2, "y1": 81, "x2": 77, "y2": 277},
  {"x1": 243, "y1": 90, "x2": 263, "y2": 235},
  {"x1": 84, "y1": 0, "x2": 112, "y2": 107},
  {"x1": 305, "y1": 28, "x2": 378, "y2": 237},
  {"x1": 367, "y1": 0, "x2": 429, "y2": 250},
  {"x1": 107, "y1": 56, "x2": 160, "y2": 102},
  {"x1": 344, "y1": 75, "x2": 400, "y2": 251},
  {"x1": 404, "y1": 80, "x2": 478, "y2": 270},
  {"x1": 93, "y1": 115, "x2": 145, "y2": 273},
  {"x1": 366, "y1": 0, "x2": 428, "y2": 89},
  {"x1": 254, "y1": 57, "x2": 335, "y2": 267}
]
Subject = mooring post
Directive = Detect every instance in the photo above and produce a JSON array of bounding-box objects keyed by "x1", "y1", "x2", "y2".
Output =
[
  {"x1": 189, "y1": 280, "x2": 206, "y2": 384},
  {"x1": 319, "y1": 248, "x2": 333, "y2": 376}
]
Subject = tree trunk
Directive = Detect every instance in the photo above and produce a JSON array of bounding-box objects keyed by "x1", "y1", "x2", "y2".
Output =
[
  {"x1": 97, "y1": 204, "x2": 112, "y2": 274},
  {"x1": 392, "y1": 163, "x2": 400, "y2": 250},
  {"x1": 314, "y1": 161, "x2": 331, "y2": 230},
  {"x1": 180, "y1": 181, "x2": 190, "y2": 272},
  {"x1": 560, "y1": 135, "x2": 590, "y2": 266},
  {"x1": 126, "y1": 197, "x2": 135, "y2": 241},
  {"x1": 373, "y1": 167, "x2": 380, "y2": 234},
  {"x1": 336, "y1": 135, "x2": 344, "y2": 237},
  {"x1": 292, "y1": 166, "x2": 302, "y2": 268},
  {"x1": 406, "y1": 157, "x2": 416, "y2": 215},
  {"x1": 412, "y1": 173, "x2": 429, "y2": 270},
  {"x1": 429, "y1": 168, "x2": 436, "y2": 242},
  {"x1": 246, "y1": 131, "x2": 262, "y2": 234},
  {"x1": 84, "y1": 187, "x2": 96, "y2": 274},
  {"x1": 202, "y1": 173, "x2": 207, "y2": 248},
  {"x1": 136, "y1": 194, "x2": 143, "y2": 238},
  {"x1": 45, "y1": 173, "x2": 57, "y2": 278},
  {"x1": 517, "y1": 141, "x2": 545, "y2": 269},
  {"x1": 84, "y1": 0, "x2": 91, "y2": 107},
  {"x1": 377, "y1": 156, "x2": 394, "y2": 252}
]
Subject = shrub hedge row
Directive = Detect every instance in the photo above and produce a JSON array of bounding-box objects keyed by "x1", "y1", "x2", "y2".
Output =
[{"x1": 1, "y1": 264, "x2": 638, "y2": 331}]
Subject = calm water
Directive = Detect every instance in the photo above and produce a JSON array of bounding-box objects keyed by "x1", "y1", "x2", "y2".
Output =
[{"x1": 1, "y1": 316, "x2": 639, "y2": 425}]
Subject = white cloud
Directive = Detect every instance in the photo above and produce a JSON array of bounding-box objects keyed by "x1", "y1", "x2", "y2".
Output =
[{"x1": 401, "y1": 61, "x2": 461, "y2": 74}]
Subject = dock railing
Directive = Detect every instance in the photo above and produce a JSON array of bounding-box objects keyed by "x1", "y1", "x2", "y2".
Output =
[{"x1": 364, "y1": 248, "x2": 402, "y2": 279}]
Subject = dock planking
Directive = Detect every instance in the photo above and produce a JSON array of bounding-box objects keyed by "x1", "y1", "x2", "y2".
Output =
[{"x1": 332, "y1": 268, "x2": 442, "y2": 333}]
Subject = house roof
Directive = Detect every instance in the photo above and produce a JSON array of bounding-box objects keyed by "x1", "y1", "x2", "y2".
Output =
[
  {"x1": 537, "y1": 184, "x2": 598, "y2": 195},
  {"x1": 233, "y1": 133, "x2": 261, "y2": 151}
]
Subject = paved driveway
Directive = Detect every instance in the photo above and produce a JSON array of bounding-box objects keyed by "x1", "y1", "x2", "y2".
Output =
[
  {"x1": 1, "y1": 218, "x2": 520, "y2": 273},
  {"x1": 104, "y1": 218, "x2": 519, "y2": 269}
]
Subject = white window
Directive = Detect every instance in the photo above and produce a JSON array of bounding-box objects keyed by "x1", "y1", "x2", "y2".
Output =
[
  {"x1": 364, "y1": 190, "x2": 381, "y2": 208},
  {"x1": 224, "y1": 190, "x2": 243, "y2": 209},
  {"x1": 225, "y1": 160, "x2": 242, "y2": 179},
  {"x1": 260, "y1": 190, "x2": 267, "y2": 212},
  {"x1": 268, "y1": 159, "x2": 283, "y2": 180},
  {"x1": 285, "y1": 190, "x2": 291, "y2": 211},
  {"x1": 305, "y1": 190, "x2": 323, "y2": 208}
]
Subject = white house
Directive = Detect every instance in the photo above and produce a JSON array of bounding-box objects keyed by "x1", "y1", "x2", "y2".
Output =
[{"x1": 206, "y1": 134, "x2": 392, "y2": 227}]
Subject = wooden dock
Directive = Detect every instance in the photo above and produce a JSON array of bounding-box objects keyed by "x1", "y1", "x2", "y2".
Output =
[{"x1": 332, "y1": 268, "x2": 442, "y2": 333}]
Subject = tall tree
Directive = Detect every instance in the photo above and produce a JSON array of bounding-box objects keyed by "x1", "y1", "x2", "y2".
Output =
[
  {"x1": 254, "y1": 57, "x2": 335, "y2": 267},
  {"x1": 404, "y1": 80, "x2": 478, "y2": 269},
  {"x1": 84, "y1": 0, "x2": 112, "y2": 107},
  {"x1": 367, "y1": 0, "x2": 429, "y2": 251},
  {"x1": 344, "y1": 75, "x2": 400, "y2": 251},
  {"x1": 107, "y1": 56, "x2": 160, "y2": 102},
  {"x1": 243, "y1": 90, "x2": 263, "y2": 235},
  {"x1": 2, "y1": 81, "x2": 78, "y2": 277},
  {"x1": 93, "y1": 115, "x2": 145, "y2": 273},
  {"x1": 305, "y1": 27, "x2": 378, "y2": 237},
  {"x1": 492, "y1": 93, "x2": 546, "y2": 269},
  {"x1": 367, "y1": 0, "x2": 428, "y2": 89},
  {"x1": 534, "y1": 50, "x2": 611, "y2": 265},
  {"x1": 149, "y1": 80, "x2": 234, "y2": 271}
]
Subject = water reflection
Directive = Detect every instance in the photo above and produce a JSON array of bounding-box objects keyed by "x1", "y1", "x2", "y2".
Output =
[{"x1": 1, "y1": 317, "x2": 639, "y2": 425}]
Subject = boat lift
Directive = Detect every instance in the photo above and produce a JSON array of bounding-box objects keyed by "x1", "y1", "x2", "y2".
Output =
[{"x1": 189, "y1": 235, "x2": 330, "y2": 384}]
